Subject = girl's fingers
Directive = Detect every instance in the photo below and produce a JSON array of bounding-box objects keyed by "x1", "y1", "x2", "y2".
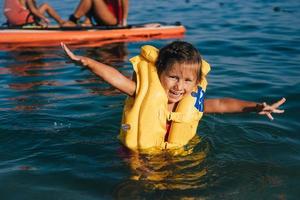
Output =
[
  {"x1": 61, "y1": 43, "x2": 70, "y2": 56},
  {"x1": 258, "y1": 98, "x2": 285, "y2": 120},
  {"x1": 272, "y1": 109, "x2": 285, "y2": 113},
  {"x1": 258, "y1": 110, "x2": 266, "y2": 115},
  {"x1": 271, "y1": 98, "x2": 286, "y2": 109},
  {"x1": 259, "y1": 111, "x2": 270, "y2": 115},
  {"x1": 267, "y1": 113, "x2": 274, "y2": 120},
  {"x1": 62, "y1": 44, "x2": 73, "y2": 57},
  {"x1": 262, "y1": 98, "x2": 286, "y2": 111},
  {"x1": 61, "y1": 42, "x2": 80, "y2": 61}
]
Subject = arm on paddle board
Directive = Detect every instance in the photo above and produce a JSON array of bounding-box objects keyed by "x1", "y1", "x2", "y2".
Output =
[
  {"x1": 121, "y1": 0, "x2": 129, "y2": 26},
  {"x1": 61, "y1": 42, "x2": 136, "y2": 96},
  {"x1": 204, "y1": 97, "x2": 286, "y2": 120}
]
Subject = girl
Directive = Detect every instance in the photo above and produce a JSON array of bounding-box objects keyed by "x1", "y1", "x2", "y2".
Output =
[
  {"x1": 68, "y1": 0, "x2": 129, "y2": 26},
  {"x1": 4, "y1": 0, "x2": 70, "y2": 27},
  {"x1": 61, "y1": 41, "x2": 285, "y2": 150}
]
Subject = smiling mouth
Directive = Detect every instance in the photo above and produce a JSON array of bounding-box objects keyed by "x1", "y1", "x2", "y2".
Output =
[{"x1": 169, "y1": 90, "x2": 184, "y2": 98}]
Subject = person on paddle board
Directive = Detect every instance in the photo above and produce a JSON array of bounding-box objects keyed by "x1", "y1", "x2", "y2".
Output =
[
  {"x1": 67, "y1": 0, "x2": 129, "y2": 26},
  {"x1": 3, "y1": 0, "x2": 72, "y2": 27}
]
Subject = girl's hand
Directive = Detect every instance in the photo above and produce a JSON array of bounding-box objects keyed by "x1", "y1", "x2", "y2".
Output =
[
  {"x1": 42, "y1": 17, "x2": 50, "y2": 24},
  {"x1": 37, "y1": 17, "x2": 50, "y2": 28},
  {"x1": 122, "y1": 18, "x2": 127, "y2": 26},
  {"x1": 258, "y1": 97, "x2": 286, "y2": 120},
  {"x1": 61, "y1": 42, "x2": 90, "y2": 67}
]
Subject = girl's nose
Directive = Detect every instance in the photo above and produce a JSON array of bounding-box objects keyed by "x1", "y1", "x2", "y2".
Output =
[{"x1": 175, "y1": 80, "x2": 184, "y2": 90}]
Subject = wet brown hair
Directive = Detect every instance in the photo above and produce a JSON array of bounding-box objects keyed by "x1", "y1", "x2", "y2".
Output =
[{"x1": 155, "y1": 41, "x2": 202, "y2": 82}]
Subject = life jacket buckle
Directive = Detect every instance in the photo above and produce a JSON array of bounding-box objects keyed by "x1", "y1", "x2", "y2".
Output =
[{"x1": 121, "y1": 124, "x2": 131, "y2": 131}]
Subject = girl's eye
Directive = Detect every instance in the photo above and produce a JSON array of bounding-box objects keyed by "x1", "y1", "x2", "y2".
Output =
[{"x1": 169, "y1": 76, "x2": 178, "y2": 80}]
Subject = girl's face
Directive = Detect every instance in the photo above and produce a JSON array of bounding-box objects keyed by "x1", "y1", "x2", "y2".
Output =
[{"x1": 159, "y1": 62, "x2": 199, "y2": 106}]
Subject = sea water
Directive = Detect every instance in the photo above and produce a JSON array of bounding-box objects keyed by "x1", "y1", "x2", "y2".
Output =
[{"x1": 0, "y1": 0, "x2": 299, "y2": 199}]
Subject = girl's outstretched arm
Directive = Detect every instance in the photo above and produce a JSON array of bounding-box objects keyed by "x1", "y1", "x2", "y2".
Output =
[
  {"x1": 204, "y1": 97, "x2": 286, "y2": 120},
  {"x1": 61, "y1": 43, "x2": 136, "y2": 96}
]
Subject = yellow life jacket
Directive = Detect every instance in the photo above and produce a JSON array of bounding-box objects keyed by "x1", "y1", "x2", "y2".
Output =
[{"x1": 119, "y1": 45, "x2": 210, "y2": 151}]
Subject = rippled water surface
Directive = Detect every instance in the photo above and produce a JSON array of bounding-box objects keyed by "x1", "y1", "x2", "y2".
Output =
[{"x1": 0, "y1": 0, "x2": 299, "y2": 199}]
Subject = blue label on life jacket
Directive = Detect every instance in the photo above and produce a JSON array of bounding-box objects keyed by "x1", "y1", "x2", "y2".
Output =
[{"x1": 191, "y1": 86, "x2": 205, "y2": 112}]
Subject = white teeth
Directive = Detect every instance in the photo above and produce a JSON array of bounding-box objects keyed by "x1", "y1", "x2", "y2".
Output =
[{"x1": 170, "y1": 91, "x2": 182, "y2": 96}]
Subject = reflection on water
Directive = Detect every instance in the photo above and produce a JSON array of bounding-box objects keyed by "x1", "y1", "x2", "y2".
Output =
[
  {"x1": 115, "y1": 136, "x2": 210, "y2": 198},
  {"x1": 1, "y1": 50, "x2": 63, "y2": 112},
  {"x1": 0, "y1": 43, "x2": 129, "y2": 112},
  {"x1": 85, "y1": 43, "x2": 129, "y2": 64},
  {"x1": 5, "y1": 50, "x2": 60, "y2": 76}
]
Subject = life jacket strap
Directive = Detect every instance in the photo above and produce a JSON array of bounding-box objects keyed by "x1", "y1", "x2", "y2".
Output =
[{"x1": 167, "y1": 112, "x2": 201, "y2": 123}]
